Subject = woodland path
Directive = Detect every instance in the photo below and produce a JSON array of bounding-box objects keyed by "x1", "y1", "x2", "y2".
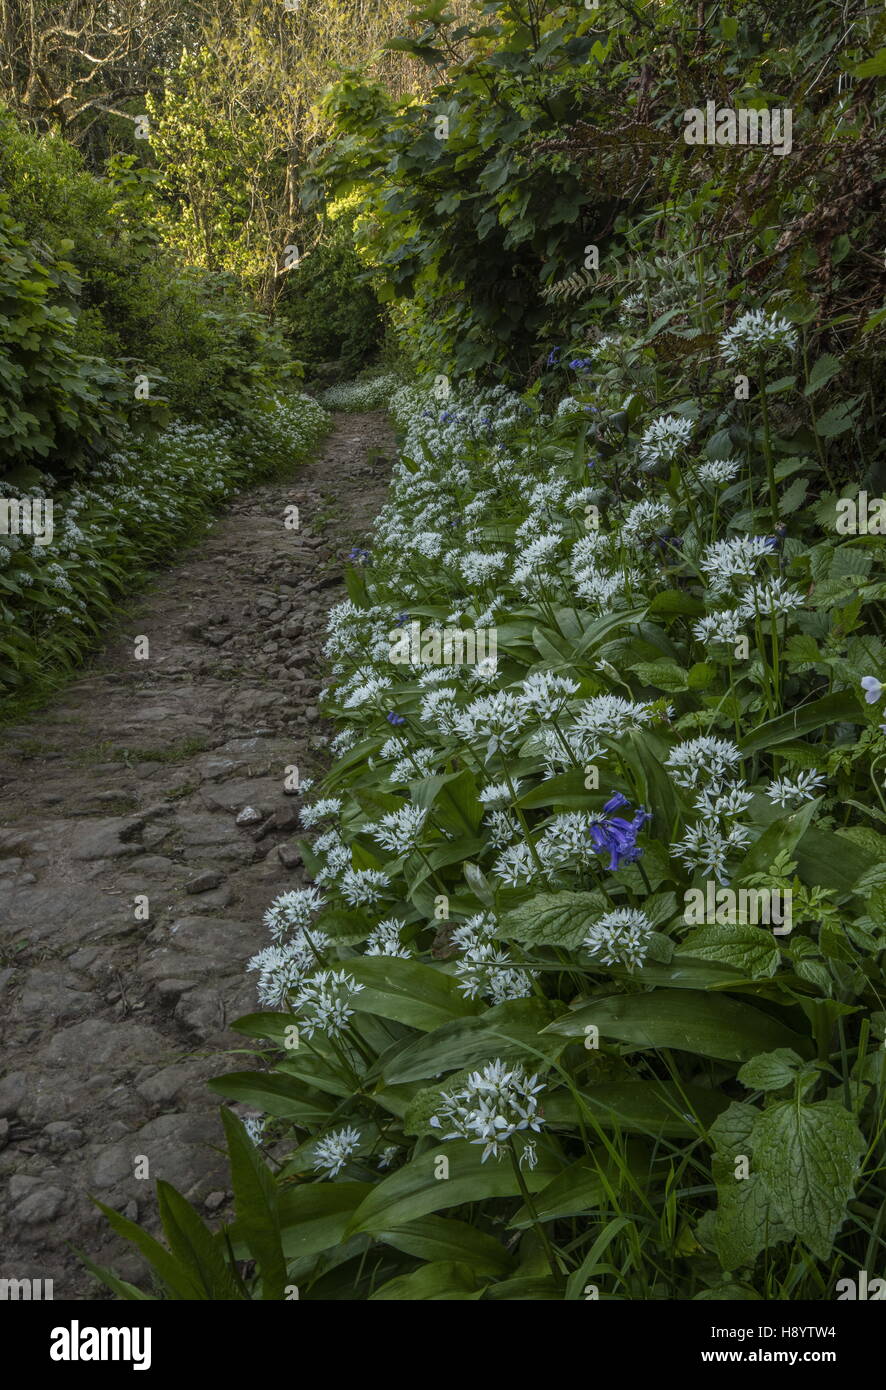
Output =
[{"x1": 0, "y1": 411, "x2": 392, "y2": 1298}]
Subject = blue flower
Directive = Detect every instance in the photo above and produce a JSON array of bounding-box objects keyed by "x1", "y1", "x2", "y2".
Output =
[
  {"x1": 570, "y1": 357, "x2": 593, "y2": 370},
  {"x1": 386, "y1": 711, "x2": 406, "y2": 726},
  {"x1": 589, "y1": 803, "x2": 650, "y2": 872},
  {"x1": 603, "y1": 791, "x2": 629, "y2": 813},
  {"x1": 547, "y1": 347, "x2": 561, "y2": 366},
  {"x1": 395, "y1": 612, "x2": 411, "y2": 627},
  {"x1": 348, "y1": 547, "x2": 370, "y2": 563}
]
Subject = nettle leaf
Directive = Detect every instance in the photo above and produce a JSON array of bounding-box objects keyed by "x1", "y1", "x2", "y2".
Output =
[
  {"x1": 630, "y1": 658, "x2": 689, "y2": 692},
  {"x1": 752, "y1": 1100, "x2": 866, "y2": 1260},
  {"x1": 500, "y1": 889, "x2": 609, "y2": 949},
  {"x1": 677, "y1": 923, "x2": 781, "y2": 979},
  {"x1": 737, "y1": 1049, "x2": 805, "y2": 1092}
]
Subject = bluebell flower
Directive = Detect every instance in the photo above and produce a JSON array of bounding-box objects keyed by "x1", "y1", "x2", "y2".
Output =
[
  {"x1": 547, "y1": 348, "x2": 561, "y2": 366},
  {"x1": 386, "y1": 711, "x2": 406, "y2": 726},
  {"x1": 603, "y1": 791, "x2": 629, "y2": 813},
  {"x1": 589, "y1": 803, "x2": 650, "y2": 872},
  {"x1": 395, "y1": 612, "x2": 411, "y2": 626},
  {"x1": 348, "y1": 547, "x2": 370, "y2": 563},
  {"x1": 569, "y1": 358, "x2": 593, "y2": 371}
]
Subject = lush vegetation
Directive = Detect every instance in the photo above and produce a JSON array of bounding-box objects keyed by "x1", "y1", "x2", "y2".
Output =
[{"x1": 82, "y1": 0, "x2": 886, "y2": 1302}]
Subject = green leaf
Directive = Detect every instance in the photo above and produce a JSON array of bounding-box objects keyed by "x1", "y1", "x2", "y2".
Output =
[
  {"x1": 739, "y1": 692, "x2": 860, "y2": 755},
  {"x1": 737, "y1": 1049, "x2": 804, "y2": 1092},
  {"x1": 89, "y1": 1200, "x2": 203, "y2": 1300},
  {"x1": 369, "y1": 1260, "x2": 486, "y2": 1299},
  {"x1": 220, "y1": 1109, "x2": 286, "y2": 1300},
  {"x1": 156, "y1": 1181, "x2": 243, "y2": 1300},
  {"x1": 804, "y1": 354, "x2": 841, "y2": 396},
  {"x1": 544, "y1": 990, "x2": 810, "y2": 1063},
  {"x1": 347, "y1": 1140, "x2": 560, "y2": 1234},
  {"x1": 709, "y1": 1102, "x2": 792, "y2": 1270},
  {"x1": 678, "y1": 923, "x2": 781, "y2": 979},
  {"x1": 500, "y1": 890, "x2": 609, "y2": 950},
  {"x1": 630, "y1": 658, "x2": 689, "y2": 692},
  {"x1": 382, "y1": 998, "x2": 566, "y2": 1085},
  {"x1": 273, "y1": 1183, "x2": 370, "y2": 1260},
  {"x1": 546, "y1": 1081, "x2": 729, "y2": 1137},
  {"x1": 348, "y1": 956, "x2": 478, "y2": 1030},
  {"x1": 752, "y1": 1100, "x2": 866, "y2": 1260},
  {"x1": 377, "y1": 1215, "x2": 513, "y2": 1274}
]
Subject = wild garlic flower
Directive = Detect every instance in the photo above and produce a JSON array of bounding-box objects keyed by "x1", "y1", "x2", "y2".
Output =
[
  {"x1": 479, "y1": 779, "x2": 520, "y2": 808},
  {"x1": 666, "y1": 736, "x2": 742, "y2": 790},
  {"x1": 454, "y1": 942, "x2": 534, "y2": 1003},
  {"x1": 459, "y1": 550, "x2": 509, "y2": 586},
  {"x1": 638, "y1": 414, "x2": 693, "y2": 467},
  {"x1": 570, "y1": 694, "x2": 653, "y2": 738},
  {"x1": 737, "y1": 578, "x2": 805, "y2": 619},
  {"x1": 247, "y1": 935, "x2": 329, "y2": 1007},
  {"x1": 263, "y1": 887, "x2": 325, "y2": 942},
  {"x1": 719, "y1": 309, "x2": 797, "y2": 364},
  {"x1": 454, "y1": 691, "x2": 528, "y2": 755},
  {"x1": 620, "y1": 498, "x2": 671, "y2": 547},
  {"x1": 312, "y1": 1126, "x2": 362, "y2": 1177},
  {"x1": 519, "y1": 670, "x2": 579, "y2": 718},
  {"x1": 696, "y1": 458, "x2": 740, "y2": 487},
  {"x1": 693, "y1": 781, "x2": 754, "y2": 820},
  {"x1": 299, "y1": 797, "x2": 343, "y2": 829},
  {"x1": 340, "y1": 867, "x2": 391, "y2": 906},
  {"x1": 485, "y1": 808, "x2": 520, "y2": 848},
  {"x1": 294, "y1": 969, "x2": 364, "y2": 1040},
  {"x1": 492, "y1": 841, "x2": 541, "y2": 886},
  {"x1": 583, "y1": 907, "x2": 654, "y2": 970},
  {"x1": 766, "y1": 770, "x2": 826, "y2": 808},
  {"x1": 674, "y1": 821, "x2": 750, "y2": 884},
  {"x1": 692, "y1": 609, "x2": 745, "y2": 646},
  {"x1": 700, "y1": 535, "x2": 772, "y2": 593},
  {"x1": 366, "y1": 804, "x2": 428, "y2": 855},
  {"x1": 365, "y1": 919, "x2": 412, "y2": 957},
  {"x1": 429, "y1": 1060, "x2": 545, "y2": 1162}
]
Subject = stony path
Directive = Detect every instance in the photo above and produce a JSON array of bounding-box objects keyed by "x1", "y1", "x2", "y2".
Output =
[{"x1": 0, "y1": 411, "x2": 392, "y2": 1298}]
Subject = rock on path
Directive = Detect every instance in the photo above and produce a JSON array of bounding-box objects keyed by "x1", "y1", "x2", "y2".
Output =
[{"x1": 0, "y1": 411, "x2": 392, "y2": 1297}]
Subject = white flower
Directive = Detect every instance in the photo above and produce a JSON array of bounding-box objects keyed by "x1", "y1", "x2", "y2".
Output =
[
  {"x1": 299, "y1": 797, "x2": 343, "y2": 829},
  {"x1": 429, "y1": 1060, "x2": 545, "y2": 1161},
  {"x1": 692, "y1": 609, "x2": 745, "y2": 646},
  {"x1": 263, "y1": 888, "x2": 325, "y2": 942},
  {"x1": 666, "y1": 736, "x2": 742, "y2": 790},
  {"x1": 294, "y1": 969, "x2": 364, "y2": 1039},
  {"x1": 365, "y1": 918, "x2": 412, "y2": 957},
  {"x1": 340, "y1": 867, "x2": 391, "y2": 906},
  {"x1": 620, "y1": 499, "x2": 671, "y2": 547},
  {"x1": 312, "y1": 1126, "x2": 362, "y2": 1176},
  {"x1": 519, "y1": 670, "x2": 579, "y2": 718},
  {"x1": 377, "y1": 1145, "x2": 399, "y2": 1170},
  {"x1": 454, "y1": 691, "x2": 527, "y2": 755},
  {"x1": 583, "y1": 908, "x2": 654, "y2": 970},
  {"x1": 719, "y1": 309, "x2": 797, "y2": 364},
  {"x1": 638, "y1": 414, "x2": 693, "y2": 467},
  {"x1": 696, "y1": 458, "x2": 740, "y2": 487},
  {"x1": 700, "y1": 535, "x2": 771, "y2": 592},
  {"x1": 366, "y1": 804, "x2": 428, "y2": 855},
  {"x1": 861, "y1": 676, "x2": 883, "y2": 705},
  {"x1": 737, "y1": 578, "x2": 805, "y2": 619},
  {"x1": 766, "y1": 770, "x2": 826, "y2": 808}
]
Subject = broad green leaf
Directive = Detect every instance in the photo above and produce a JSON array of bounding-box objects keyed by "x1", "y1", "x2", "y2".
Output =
[
  {"x1": 377, "y1": 1215, "x2": 513, "y2": 1274},
  {"x1": 544, "y1": 990, "x2": 811, "y2": 1063},
  {"x1": 739, "y1": 692, "x2": 860, "y2": 755},
  {"x1": 369, "y1": 1260, "x2": 485, "y2": 1299},
  {"x1": 500, "y1": 890, "x2": 609, "y2": 950},
  {"x1": 347, "y1": 1139, "x2": 560, "y2": 1234},
  {"x1": 752, "y1": 1100, "x2": 866, "y2": 1260},
  {"x1": 677, "y1": 923, "x2": 781, "y2": 979},
  {"x1": 348, "y1": 956, "x2": 479, "y2": 1030},
  {"x1": 545, "y1": 1081, "x2": 729, "y2": 1137},
  {"x1": 156, "y1": 1181, "x2": 243, "y2": 1300},
  {"x1": 381, "y1": 997, "x2": 566, "y2": 1085},
  {"x1": 221, "y1": 1109, "x2": 286, "y2": 1300},
  {"x1": 737, "y1": 1049, "x2": 804, "y2": 1092},
  {"x1": 274, "y1": 1183, "x2": 371, "y2": 1259}
]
